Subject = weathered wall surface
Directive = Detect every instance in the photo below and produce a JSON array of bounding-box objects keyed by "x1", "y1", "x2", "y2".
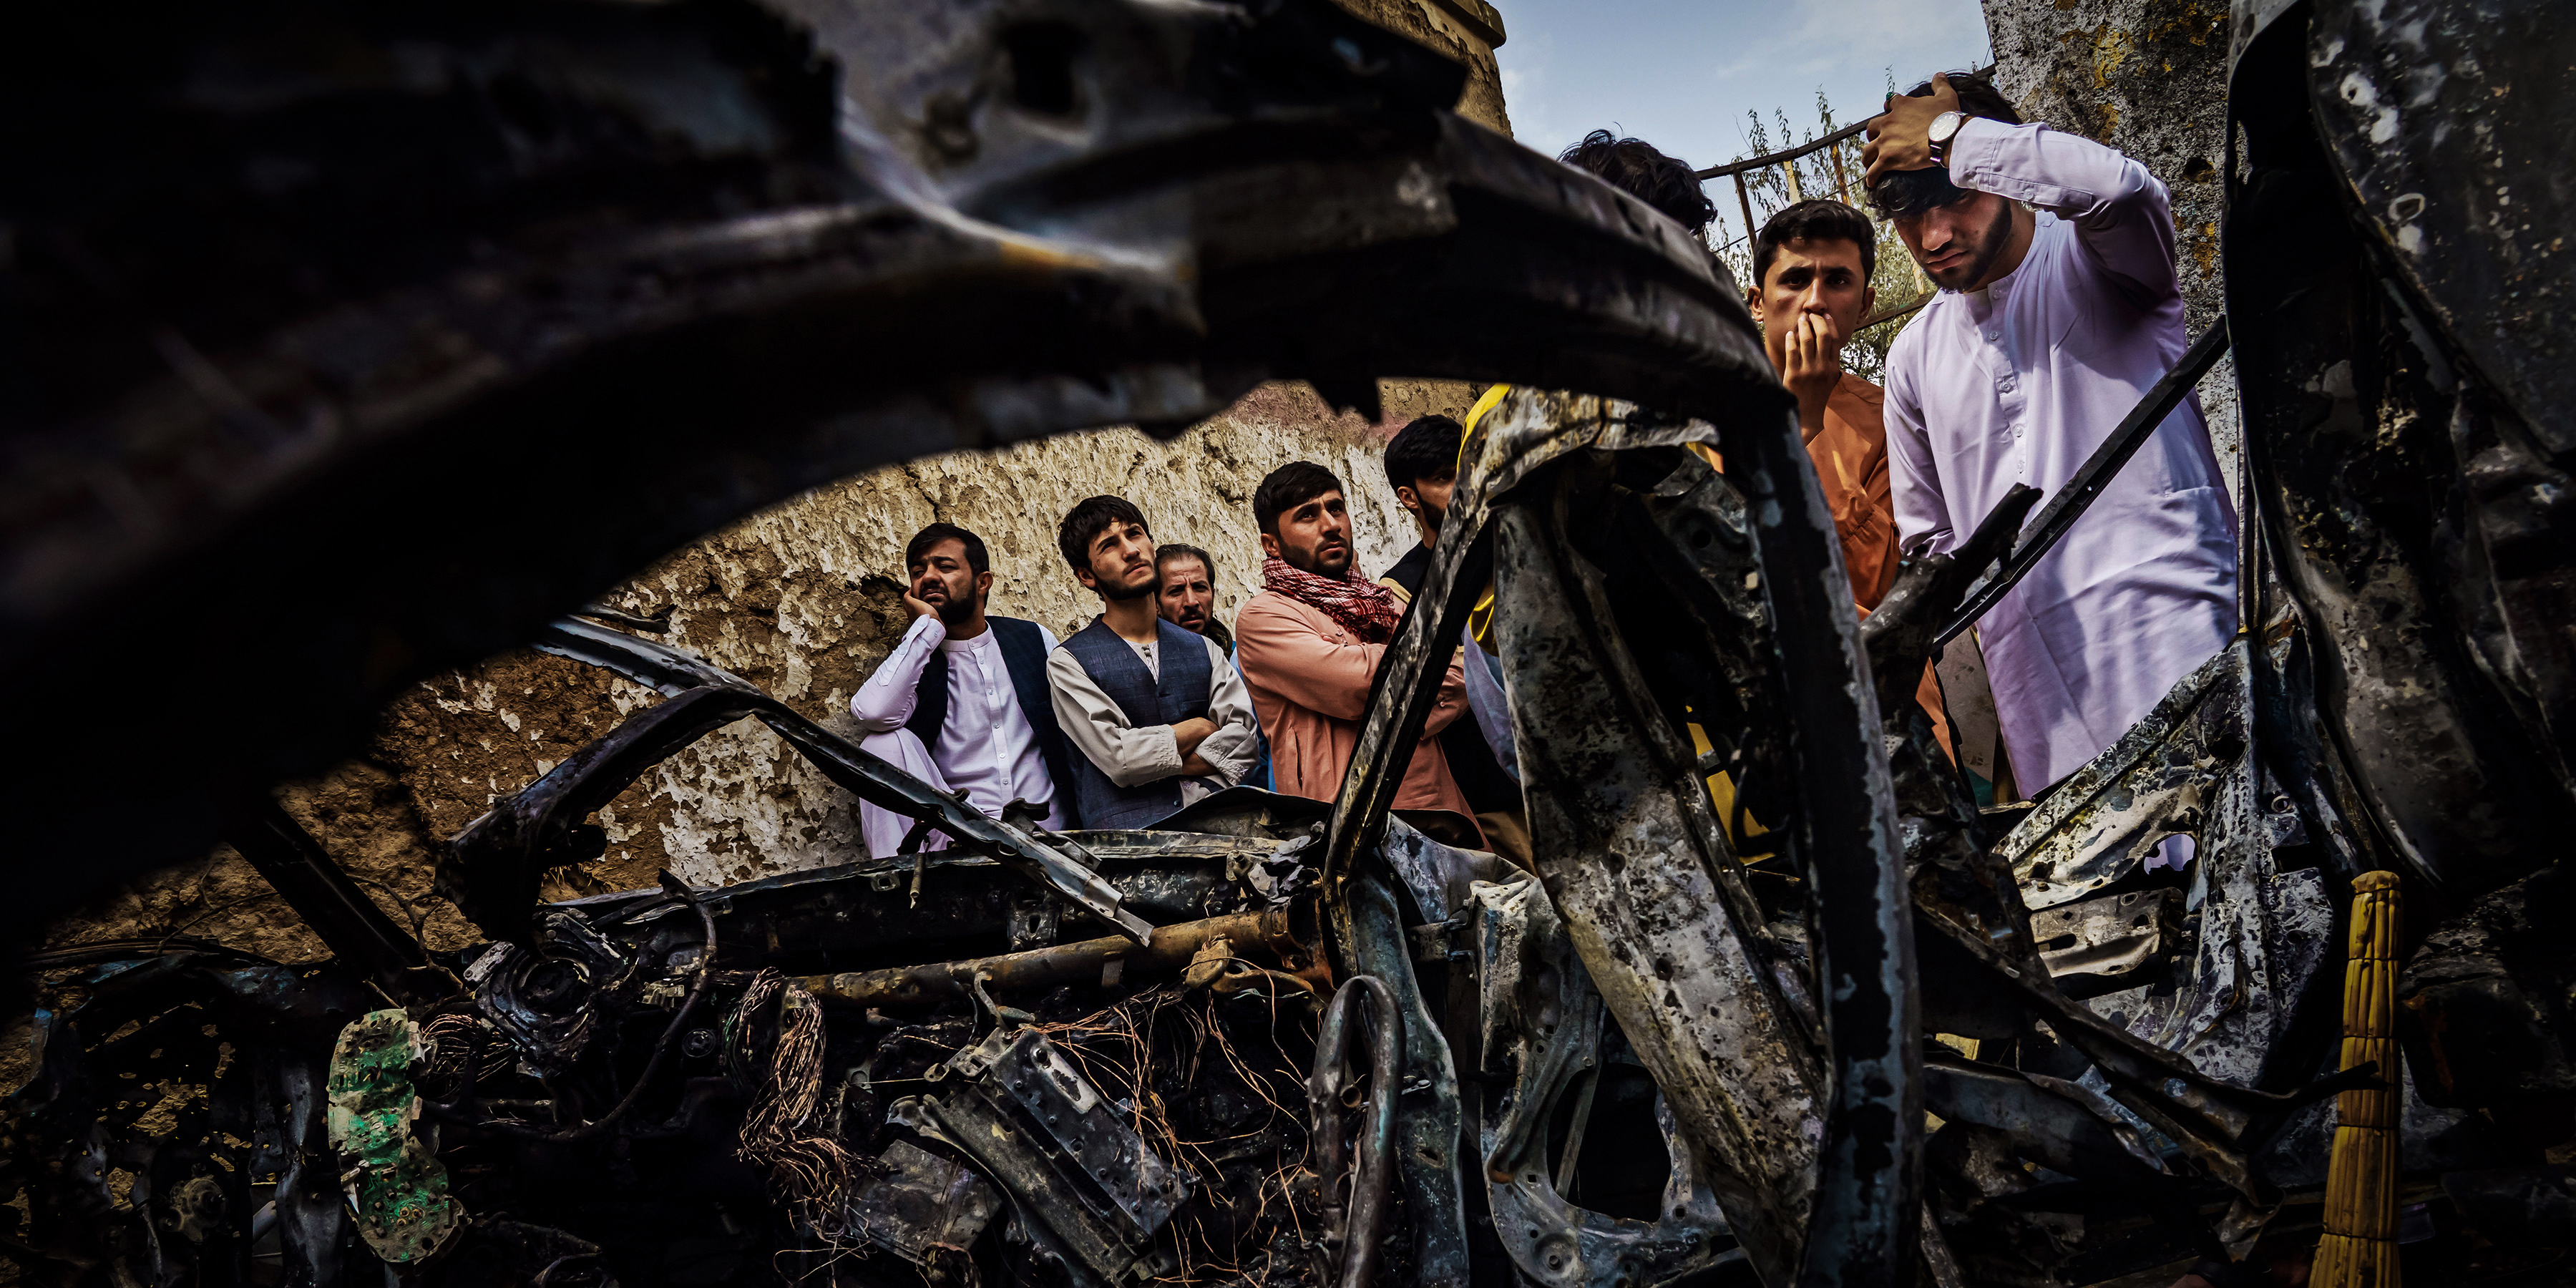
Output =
[
  {"x1": 36, "y1": 0, "x2": 1507, "y2": 962},
  {"x1": 36, "y1": 381, "x2": 1463, "y2": 960},
  {"x1": 1981, "y1": 0, "x2": 2238, "y2": 490}
]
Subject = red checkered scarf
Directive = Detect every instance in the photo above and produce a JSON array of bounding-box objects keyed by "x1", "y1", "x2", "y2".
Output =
[{"x1": 1262, "y1": 556, "x2": 1404, "y2": 644}]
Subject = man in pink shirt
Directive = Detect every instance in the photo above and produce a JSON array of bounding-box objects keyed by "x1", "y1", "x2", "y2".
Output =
[
  {"x1": 1232, "y1": 462, "x2": 1478, "y2": 831},
  {"x1": 1865, "y1": 72, "x2": 2238, "y2": 794}
]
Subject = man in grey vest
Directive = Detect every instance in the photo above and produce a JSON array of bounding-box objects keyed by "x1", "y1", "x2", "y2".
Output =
[
  {"x1": 849, "y1": 523, "x2": 1082, "y2": 857},
  {"x1": 1047, "y1": 497, "x2": 1262, "y2": 830}
]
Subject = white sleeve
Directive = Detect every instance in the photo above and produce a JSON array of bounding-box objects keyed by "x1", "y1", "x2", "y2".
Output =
[
  {"x1": 849, "y1": 615, "x2": 945, "y2": 733},
  {"x1": 1947, "y1": 116, "x2": 2180, "y2": 311}
]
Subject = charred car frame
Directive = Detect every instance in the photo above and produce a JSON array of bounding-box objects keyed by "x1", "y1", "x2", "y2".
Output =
[{"x1": 4, "y1": 0, "x2": 2571, "y2": 1283}]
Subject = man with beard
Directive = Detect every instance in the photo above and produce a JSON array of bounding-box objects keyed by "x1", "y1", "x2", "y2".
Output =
[
  {"x1": 1866, "y1": 71, "x2": 2235, "y2": 800},
  {"x1": 1235, "y1": 462, "x2": 1478, "y2": 831},
  {"x1": 849, "y1": 523, "x2": 1082, "y2": 856},
  {"x1": 1154, "y1": 541, "x2": 1272, "y2": 790},
  {"x1": 1048, "y1": 497, "x2": 1261, "y2": 829},
  {"x1": 1152, "y1": 543, "x2": 1231, "y2": 654},
  {"x1": 1375, "y1": 416, "x2": 1528, "y2": 861}
]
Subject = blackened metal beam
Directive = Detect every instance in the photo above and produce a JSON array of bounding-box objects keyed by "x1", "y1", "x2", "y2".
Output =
[{"x1": 223, "y1": 796, "x2": 447, "y2": 1004}]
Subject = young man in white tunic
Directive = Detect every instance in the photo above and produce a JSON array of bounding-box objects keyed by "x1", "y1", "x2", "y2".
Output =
[
  {"x1": 849, "y1": 524, "x2": 1083, "y2": 857},
  {"x1": 1864, "y1": 72, "x2": 2238, "y2": 797}
]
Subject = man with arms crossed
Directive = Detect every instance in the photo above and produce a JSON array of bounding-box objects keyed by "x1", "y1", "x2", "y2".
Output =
[
  {"x1": 849, "y1": 523, "x2": 1080, "y2": 856},
  {"x1": 1866, "y1": 72, "x2": 2235, "y2": 795},
  {"x1": 1234, "y1": 462, "x2": 1478, "y2": 831},
  {"x1": 1049, "y1": 497, "x2": 1261, "y2": 829}
]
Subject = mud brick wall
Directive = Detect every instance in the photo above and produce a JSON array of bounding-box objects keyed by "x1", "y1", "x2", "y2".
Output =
[
  {"x1": 33, "y1": 0, "x2": 1512, "y2": 964},
  {"x1": 36, "y1": 383, "x2": 1467, "y2": 962}
]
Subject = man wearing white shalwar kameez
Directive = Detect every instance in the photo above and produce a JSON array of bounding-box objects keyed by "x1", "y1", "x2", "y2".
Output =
[
  {"x1": 1865, "y1": 72, "x2": 2238, "y2": 793},
  {"x1": 849, "y1": 524, "x2": 1080, "y2": 857}
]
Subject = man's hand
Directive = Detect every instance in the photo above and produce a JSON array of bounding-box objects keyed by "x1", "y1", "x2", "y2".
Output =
[
  {"x1": 1782, "y1": 311, "x2": 1846, "y2": 442},
  {"x1": 901, "y1": 586, "x2": 937, "y2": 621},
  {"x1": 1170, "y1": 716, "x2": 1218, "y2": 760},
  {"x1": 1863, "y1": 72, "x2": 1961, "y2": 184}
]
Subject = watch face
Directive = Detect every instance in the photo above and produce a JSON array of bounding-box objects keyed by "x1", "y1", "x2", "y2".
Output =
[{"x1": 1930, "y1": 112, "x2": 1963, "y2": 144}]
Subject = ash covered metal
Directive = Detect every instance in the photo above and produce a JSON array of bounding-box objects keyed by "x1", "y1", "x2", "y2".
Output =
[{"x1": 6, "y1": 0, "x2": 2573, "y2": 1284}]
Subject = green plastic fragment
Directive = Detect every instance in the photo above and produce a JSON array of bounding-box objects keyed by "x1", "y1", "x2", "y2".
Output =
[{"x1": 326, "y1": 1008, "x2": 464, "y2": 1263}]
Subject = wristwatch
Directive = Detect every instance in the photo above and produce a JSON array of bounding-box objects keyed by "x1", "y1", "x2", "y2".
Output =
[{"x1": 1926, "y1": 110, "x2": 1966, "y2": 165}]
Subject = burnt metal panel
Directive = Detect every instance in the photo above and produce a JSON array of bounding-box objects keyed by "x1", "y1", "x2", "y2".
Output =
[
  {"x1": 916, "y1": 1028, "x2": 1191, "y2": 1286},
  {"x1": 845, "y1": 1140, "x2": 1005, "y2": 1267}
]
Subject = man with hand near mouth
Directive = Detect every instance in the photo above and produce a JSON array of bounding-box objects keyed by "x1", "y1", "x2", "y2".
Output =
[
  {"x1": 1234, "y1": 462, "x2": 1478, "y2": 831},
  {"x1": 849, "y1": 523, "x2": 1081, "y2": 856},
  {"x1": 1048, "y1": 497, "x2": 1261, "y2": 830},
  {"x1": 1867, "y1": 71, "x2": 2235, "y2": 799},
  {"x1": 1747, "y1": 199, "x2": 1953, "y2": 754}
]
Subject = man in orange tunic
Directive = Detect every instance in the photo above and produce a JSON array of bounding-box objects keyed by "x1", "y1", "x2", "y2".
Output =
[
  {"x1": 1746, "y1": 198, "x2": 1952, "y2": 750},
  {"x1": 1232, "y1": 461, "x2": 1480, "y2": 833}
]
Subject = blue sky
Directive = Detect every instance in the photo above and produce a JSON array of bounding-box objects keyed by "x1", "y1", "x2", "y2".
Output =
[{"x1": 1493, "y1": 0, "x2": 1994, "y2": 247}]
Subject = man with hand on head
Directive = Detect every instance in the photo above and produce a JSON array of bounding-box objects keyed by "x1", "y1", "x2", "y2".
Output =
[
  {"x1": 848, "y1": 523, "x2": 1080, "y2": 857},
  {"x1": 1865, "y1": 71, "x2": 2235, "y2": 797},
  {"x1": 1234, "y1": 462, "x2": 1479, "y2": 832},
  {"x1": 1048, "y1": 497, "x2": 1262, "y2": 830},
  {"x1": 1747, "y1": 199, "x2": 1953, "y2": 752}
]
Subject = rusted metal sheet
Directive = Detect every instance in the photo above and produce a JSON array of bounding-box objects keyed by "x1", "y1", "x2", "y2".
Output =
[{"x1": 797, "y1": 905, "x2": 1311, "y2": 1010}]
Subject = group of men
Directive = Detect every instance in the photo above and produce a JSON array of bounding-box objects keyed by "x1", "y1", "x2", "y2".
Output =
[
  {"x1": 1567, "y1": 69, "x2": 2235, "y2": 803},
  {"x1": 848, "y1": 66, "x2": 2235, "y2": 862},
  {"x1": 847, "y1": 433, "x2": 1522, "y2": 861}
]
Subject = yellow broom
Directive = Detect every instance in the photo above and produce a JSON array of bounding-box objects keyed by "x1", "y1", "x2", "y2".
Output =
[{"x1": 2312, "y1": 869, "x2": 2404, "y2": 1287}]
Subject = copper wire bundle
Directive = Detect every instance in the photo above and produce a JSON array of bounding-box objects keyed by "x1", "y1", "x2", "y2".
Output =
[
  {"x1": 1034, "y1": 984, "x2": 1319, "y2": 1287},
  {"x1": 735, "y1": 971, "x2": 862, "y2": 1220}
]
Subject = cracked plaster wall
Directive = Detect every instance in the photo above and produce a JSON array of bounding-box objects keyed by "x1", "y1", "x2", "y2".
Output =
[
  {"x1": 39, "y1": 0, "x2": 1510, "y2": 960},
  {"x1": 374, "y1": 384, "x2": 1446, "y2": 904},
  {"x1": 1982, "y1": 0, "x2": 2240, "y2": 493},
  {"x1": 39, "y1": 381, "x2": 1468, "y2": 961}
]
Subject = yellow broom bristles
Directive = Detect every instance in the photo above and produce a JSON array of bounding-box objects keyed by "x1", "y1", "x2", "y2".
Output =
[{"x1": 2315, "y1": 869, "x2": 2404, "y2": 1288}]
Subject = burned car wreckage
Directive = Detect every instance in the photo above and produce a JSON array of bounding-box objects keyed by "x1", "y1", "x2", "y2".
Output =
[{"x1": 3, "y1": 0, "x2": 2572, "y2": 1283}]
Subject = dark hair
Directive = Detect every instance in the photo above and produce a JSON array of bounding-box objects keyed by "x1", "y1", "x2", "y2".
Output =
[
  {"x1": 1056, "y1": 496, "x2": 1150, "y2": 574},
  {"x1": 1752, "y1": 200, "x2": 1880, "y2": 288},
  {"x1": 1155, "y1": 543, "x2": 1215, "y2": 579},
  {"x1": 1384, "y1": 415, "x2": 1463, "y2": 494},
  {"x1": 1558, "y1": 130, "x2": 1715, "y2": 235},
  {"x1": 1253, "y1": 462, "x2": 1345, "y2": 537},
  {"x1": 905, "y1": 522, "x2": 989, "y2": 575},
  {"x1": 1865, "y1": 72, "x2": 2025, "y2": 219}
]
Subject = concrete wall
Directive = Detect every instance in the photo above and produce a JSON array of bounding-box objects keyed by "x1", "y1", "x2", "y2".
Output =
[
  {"x1": 1981, "y1": 0, "x2": 2238, "y2": 490},
  {"x1": 34, "y1": 0, "x2": 1511, "y2": 960}
]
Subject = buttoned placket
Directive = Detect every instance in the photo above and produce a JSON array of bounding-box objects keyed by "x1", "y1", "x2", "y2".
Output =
[
  {"x1": 972, "y1": 640, "x2": 1012, "y2": 799},
  {"x1": 1980, "y1": 282, "x2": 2029, "y2": 479}
]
